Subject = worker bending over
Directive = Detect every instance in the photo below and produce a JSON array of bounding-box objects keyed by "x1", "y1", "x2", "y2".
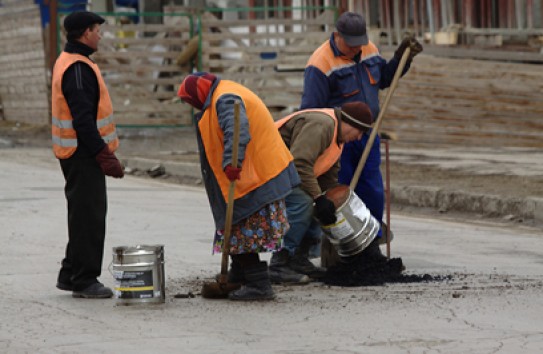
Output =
[
  {"x1": 269, "y1": 102, "x2": 373, "y2": 283},
  {"x1": 177, "y1": 72, "x2": 300, "y2": 301}
]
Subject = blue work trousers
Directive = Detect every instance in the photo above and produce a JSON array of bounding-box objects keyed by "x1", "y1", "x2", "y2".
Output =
[
  {"x1": 338, "y1": 134, "x2": 384, "y2": 238},
  {"x1": 282, "y1": 187, "x2": 323, "y2": 256}
]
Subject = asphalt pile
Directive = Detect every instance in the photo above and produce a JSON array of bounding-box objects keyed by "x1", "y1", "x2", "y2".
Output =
[{"x1": 323, "y1": 257, "x2": 452, "y2": 287}]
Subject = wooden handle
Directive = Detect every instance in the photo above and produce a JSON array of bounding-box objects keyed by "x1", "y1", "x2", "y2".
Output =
[
  {"x1": 219, "y1": 100, "x2": 241, "y2": 282},
  {"x1": 349, "y1": 47, "x2": 411, "y2": 190}
]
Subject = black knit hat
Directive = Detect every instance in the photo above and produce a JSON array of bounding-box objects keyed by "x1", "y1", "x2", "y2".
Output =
[
  {"x1": 340, "y1": 102, "x2": 373, "y2": 131},
  {"x1": 64, "y1": 11, "x2": 105, "y2": 32}
]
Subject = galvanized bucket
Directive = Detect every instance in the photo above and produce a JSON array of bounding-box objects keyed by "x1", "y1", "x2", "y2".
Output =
[
  {"x1": 321, "y1": 186, "x2": 379, "y2": 258},
  {"x1": 111, "y1": 245, "x2": 165, "y2": 305}
]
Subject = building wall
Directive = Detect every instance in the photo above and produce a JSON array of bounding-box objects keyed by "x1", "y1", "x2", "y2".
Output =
[{"x1": 0, "y1": 0, "x2": 49, "y2": 125}]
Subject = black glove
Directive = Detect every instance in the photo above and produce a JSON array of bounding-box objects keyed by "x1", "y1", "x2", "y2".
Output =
[
  {"x1": 95, "y1": 146, "x2": 124, "y2": 178},
  {"x1": 314, "y1": 195, "x2": 337, "y2": 225},
  {"x1": 394, "y1": 35, "x2": 423, "y2": 61}
]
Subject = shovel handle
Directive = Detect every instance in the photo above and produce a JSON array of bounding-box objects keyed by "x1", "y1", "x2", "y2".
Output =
[
  {"x1": 219, "y1": 100, "x2": 241, "y2": 282},
  {"x1": 349, "y1": 47, "x2": 411, "y2": 190}
]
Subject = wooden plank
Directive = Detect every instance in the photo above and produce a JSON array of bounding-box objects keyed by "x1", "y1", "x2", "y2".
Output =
[
  {"x1": 203, "y1": 44, "x2": 327, "y2": 54},
  {"x1": 115, "y1": 117, "x2": 192, "y2": 126},
  {"x1": 202, "y1": 16, "x2": 334, "y2": 28},
  {"x1": 101, "y1": 24, "x2": 191, "y2": 32},
  {"x1": 100, "y1": 36, "x2": 192, "y2": 46},
  {"x1": 100, "y1": 65, "x2": 183, "y2": 73},
  {"x1": 202, "y1": 31, "x2": 329, "y2": 41},
  {"x1": 105, "y1": 77, "x2": 182, "y2": 85},
  {"x1": 94, "y1": 51, "x2": 180, "y2": 60}
]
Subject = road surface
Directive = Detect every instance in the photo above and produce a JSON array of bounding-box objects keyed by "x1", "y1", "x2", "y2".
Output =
[{"x1": 1, "y1": 148, "x2": 542, "y2": 353}]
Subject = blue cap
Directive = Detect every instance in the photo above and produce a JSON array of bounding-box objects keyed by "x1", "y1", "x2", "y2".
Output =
[{"x1": 336, "y1": 12, "x2": 368, "y2": 46}]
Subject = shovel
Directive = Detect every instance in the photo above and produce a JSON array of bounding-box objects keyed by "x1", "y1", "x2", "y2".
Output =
[
  {"x1": 321, "y1": 48, "x2": 411, "y2": 266},
  {"x1": 349, "y1": 47, "x2": 411, "y2": 189},
  {"x1": 201, "y1": 100, "x2": 242, "y2": 299}
]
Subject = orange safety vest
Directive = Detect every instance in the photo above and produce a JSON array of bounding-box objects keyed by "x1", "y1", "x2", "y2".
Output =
[
  {"x1": 51, "y1": 52, "x2": 119, "y2": 159},
  {"x1": 306, "y1": 39, "x2": 382, "y2": 85},
  {"x1": 198, "y1": 80, "x2": 294, "y2": 200},
  {"x1": 275, "y1": 109, "x2": 343, "y2": 177}
]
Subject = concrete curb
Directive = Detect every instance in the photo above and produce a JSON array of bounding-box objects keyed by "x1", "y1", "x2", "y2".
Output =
[
  {"x1": 391, "y1": 185, "x2": 543, "y2": 223},
  {"x1": 123, "y1": 156, "x2": 543, "y2": 224}
]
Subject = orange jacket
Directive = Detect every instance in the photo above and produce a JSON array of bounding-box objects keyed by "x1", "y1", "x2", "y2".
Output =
[
  {"x1": 51, "y1": 52, "x2": 118, "y2": 159},
  {"x1": 198, "y1": 80, "x2": 294, "y2": 200}
]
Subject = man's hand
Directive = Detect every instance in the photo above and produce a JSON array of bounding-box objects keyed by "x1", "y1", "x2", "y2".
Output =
[
  {"x1": 314, "y1": 195, "x2": 337, "y2": 225},
  {"x1": 95, "y1": 146, "x2": 124, "y2": 178},
  {"x1": 394, "y1": 35, "x2": 423, "y2": 61},
  {"x1": 224, "y1": 165, "x2": 241, "y2": 181}
]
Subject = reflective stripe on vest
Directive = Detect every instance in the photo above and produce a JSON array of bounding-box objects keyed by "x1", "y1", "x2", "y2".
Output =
[
  {"x1": 51, "y1": 52, "x2": 119, "y2": 159},
  {"x1": 275, "y1": 108, "x2": 343, "y2": 177},
  {"x1": 198, "y1": 80, "x2": 294, "y2": 200}
]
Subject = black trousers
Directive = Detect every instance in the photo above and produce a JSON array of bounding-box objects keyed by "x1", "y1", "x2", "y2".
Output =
[{"x1": 58, "y1": 157, "x2": 107, "y2": 291}]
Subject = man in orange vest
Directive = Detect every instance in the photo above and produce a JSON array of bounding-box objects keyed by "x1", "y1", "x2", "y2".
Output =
[
  {"x1": 269, "y1": 102, "x2": 373, "y2": 283},
  {"x1": 52, "y1": 11, "x2": 123, "y2": 299}
]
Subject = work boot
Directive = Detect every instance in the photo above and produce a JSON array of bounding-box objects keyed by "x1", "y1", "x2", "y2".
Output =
[
  {"x1": 378, "y1": 222, "x2": 395, "y2": 245},
  {"x1": 229, "y1": 262, "x2": 276, "y2": 301},
  {"x1": 290, "y1": 238, "x2": 327, "y2": 279},
  {"x1": 72, "y1": 283, "x2": 113, "y2": 299},
  {"x1": 56, "y1": 281, "x2": 73, "y2": 291},
  {"x1": 214, "y1": 261, "x2": 244, "y2": 284},
  {"x1": 268, "y1": 249, "x2": 311, "y2": 284},
  {"x1": 361, "y1": 238, "x2": 387, "y2": 262},
  {"x1": 299, "y1": 235, "x2": 322, "y2": 259},
  {"x1": 340, "y1": 238, "x2": 388, "y2": 264},
  {"x1": 290, "y1": 254, "x2": 327, "y2": 279}
]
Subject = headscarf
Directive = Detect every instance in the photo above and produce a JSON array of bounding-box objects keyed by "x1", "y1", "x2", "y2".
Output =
[{"x1": 177, "y1": 72, "x2": 218, "y2": 110}]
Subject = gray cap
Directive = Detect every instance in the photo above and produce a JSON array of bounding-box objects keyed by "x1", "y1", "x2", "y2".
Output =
[
  {"x1": 336, "y1": 12, "x2": 368, "y2": 47},
  {"x1": 63, "y1": 11, "x2": 105, "y2": 32}
]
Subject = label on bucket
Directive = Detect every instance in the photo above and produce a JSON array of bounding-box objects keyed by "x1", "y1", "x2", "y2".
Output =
[
  {"x1": 113, "y1": 270, "x2": 155, "y2": 299},
  {"x1": 327, "y1": 212, "x2": 354, "y2": 240}
]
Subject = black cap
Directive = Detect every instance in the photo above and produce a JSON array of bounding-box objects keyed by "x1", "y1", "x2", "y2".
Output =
[
  {"x1": 340, "y1": 102, "x2": 373, "y2": 131},
  {"x1": 336, "y1": 12, "x2": 368, "y2": 47},
  {"x1": 63, "y1": 11, "x2": 105, "y2": 32}
]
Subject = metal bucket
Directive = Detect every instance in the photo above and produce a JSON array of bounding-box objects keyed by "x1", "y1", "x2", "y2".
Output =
[
  {"x1": 321, "y1": 186, "x2": 379, "y2": 258},
  {"x1": 111, "y1": 245, "x2": 165, "y2": 305}
]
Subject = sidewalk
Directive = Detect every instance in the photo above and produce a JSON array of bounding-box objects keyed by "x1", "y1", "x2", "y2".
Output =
[
  {"x1": 2, "y1": 122, "x2": 541, "y2": 225},
  {"x1": 116, "y1": 127, "x2": 543, "y2": 225}
]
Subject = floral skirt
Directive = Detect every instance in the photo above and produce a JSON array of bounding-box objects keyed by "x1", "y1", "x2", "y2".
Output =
[{"x1": 213, "y1": 198, "x2": 289, "y2": 254}]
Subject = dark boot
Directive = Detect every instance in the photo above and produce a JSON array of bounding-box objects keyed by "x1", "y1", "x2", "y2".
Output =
[
  {"x1": 289, "y1": 238, "x2": 327, "y2": 279},
  {"x1": 341, "y1": 238, "x2": 387, "y2": 264},
  {"x1": 229, "y1": 262, "x2": 276, "y2": 301},
  {"x1": 290, "y1": 253, "x2": 327, "y2": 279},
  {"x1": 378, "y1": 222, "x2": 395, "y2": 245},
  {"x1": 214, "y1": 261, "x2": 244, "y2": 284},
  {"x1": 268, "y1": 249, "x2": 310, "y2": 284},
  {"x1": 361, "y1": 237, "x2": 387, "y2": 262},
  {"x1": 72, "y1": 283, "x2": 113, "y2": 299}
]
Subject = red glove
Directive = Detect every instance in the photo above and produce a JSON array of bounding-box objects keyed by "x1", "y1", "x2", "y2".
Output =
[
  {"x1": 224, "y1": 165, "x2": 241, "y2": 181},
  {"x1": 95, "y1": 146, "x2": 124, "y2": 178}
]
